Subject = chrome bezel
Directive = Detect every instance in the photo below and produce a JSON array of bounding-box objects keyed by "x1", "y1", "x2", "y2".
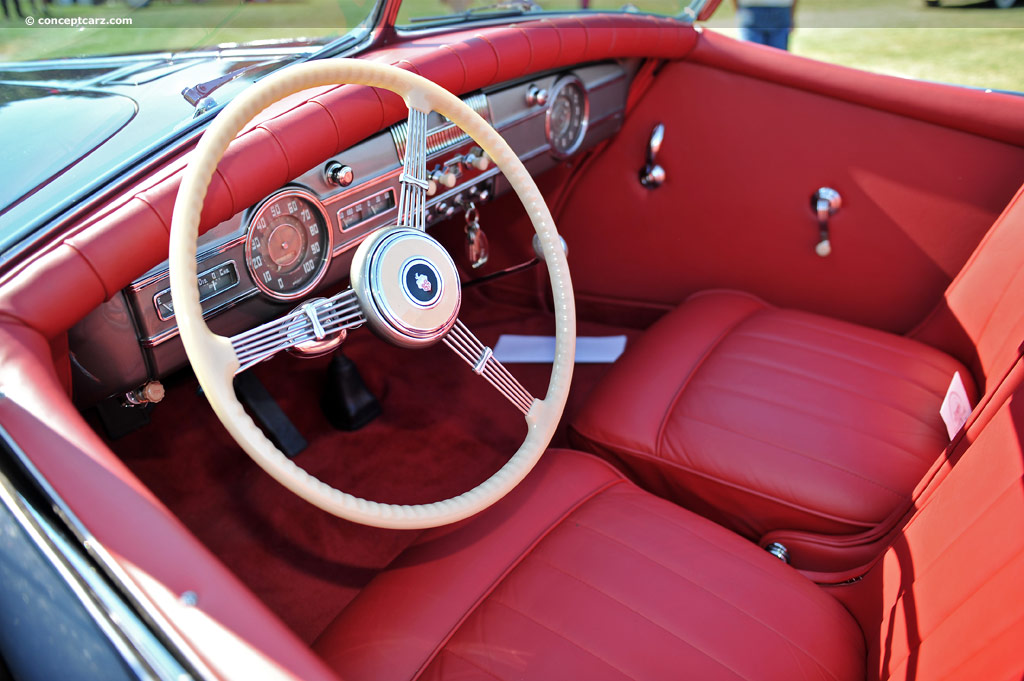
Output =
[
  {"x1": 545, "y1": 75, "x2": 590, "y2": 160},
  {"x1": 152, "y1": 260, "x2": 239, "y2": 322},
  {"x1": 245, "y1": 188, "x2": 334, "y2": 302},
  {"x1": 351, "y1": 227, "x2": 460, "y2": 348},
  {"x1": 336, "y1": 186, "x2": 398, "y2": 233}
]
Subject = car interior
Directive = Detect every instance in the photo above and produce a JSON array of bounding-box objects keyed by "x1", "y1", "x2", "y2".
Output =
[{"x1": 1, "y1": 12, "x2": 1023, "y2": 681}]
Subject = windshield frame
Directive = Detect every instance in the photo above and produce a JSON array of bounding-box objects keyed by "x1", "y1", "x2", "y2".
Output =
[
  {"x1": 392, "y1": 0, "x2": 705, "y2": 33},
  {"x1": 0, "y1": 0, "x2": 388, "y2": 274}
]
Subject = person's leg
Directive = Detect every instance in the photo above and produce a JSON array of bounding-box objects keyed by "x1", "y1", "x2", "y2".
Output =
[{"x1": 764, "y1": 26, "x2": 791, "y2": 50}]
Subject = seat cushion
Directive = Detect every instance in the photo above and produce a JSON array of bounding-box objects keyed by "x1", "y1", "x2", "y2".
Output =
[
  {"x1": 314, "y1": 449, "x2": 865, "y2": 681},
  {"x1": 570, "y1": 290, "x2": 976, "y2": 540}
]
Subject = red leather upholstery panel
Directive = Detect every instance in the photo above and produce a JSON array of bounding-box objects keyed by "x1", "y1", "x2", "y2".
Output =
[
  {"x1": 912, "y1": 182, "x2": 1024, "y2": 392},
  {"x1": 835, "y1": 387, "x2": 1024, "y2": 681},
  {"x1": 553, "y1": 38, "x2": 1024, "y2": 334},
  {"x1": 315, "y1": 449, "x2": 865, "y2": 681},
  {"x1": 691, "y1": 30, "x2": 1024, "y2": 147},
  {"x1": 571, "y1": 291, "x2": 973, "y2": 540},
  {"x1": 0, "y1": 321, "x2": 339, "y2": 681}
]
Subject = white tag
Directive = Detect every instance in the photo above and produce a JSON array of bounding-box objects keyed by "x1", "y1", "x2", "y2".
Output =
[
  {"x1": 939, "y1": 371, "x2": 972, "y2": 440},
  {"x1": 493, "y1": 335, "x2": 627, "y2": 364}
]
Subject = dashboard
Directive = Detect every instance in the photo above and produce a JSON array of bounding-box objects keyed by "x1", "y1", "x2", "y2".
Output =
[{"x1": 69, "y1": 62, "x2": 630, "y2": 405}]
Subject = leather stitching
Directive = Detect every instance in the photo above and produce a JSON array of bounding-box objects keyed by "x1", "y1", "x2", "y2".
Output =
[
  {"x1": 728, "y1": 330, "x2": 954, "y2": 395},
  {"x1": 568, "y1": 520, "x2": 847, "y2": 681},
  {"x1": 528, "y1": 554, "x2": 753, "y2": 680},
  {"x1": 596, "y1": 440, "x2": 879, "y2": 530},
  {"x1": 713, "y1": 352, "x2": 946, "y2": 432},
  {"x1": 689, "y1": 381, "x2": 935, "y2": 465},
  {"x1": 756, "y1": 314, "x2": 956, "y2": 378},
  {"x1": 884, "y1": 541, "x2": 1023, "y2": 679},
  {"x1": 654, "y1": 303, "x2": 767, "y2": 456},
  {"x1": 413, "y1": 477, "x2": 626, "y2": 681},
  {"x1": 676, "y1": 413, "x2": 910, "y2": 500},
  {"x1": 431, "y1": 648, "x2": 506, "y2": 681},
  {"x1": 484, "y1": 599, "x2": 635, "y2": 680}
]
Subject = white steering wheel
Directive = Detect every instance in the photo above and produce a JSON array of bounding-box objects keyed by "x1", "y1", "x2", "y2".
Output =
[{"x1": 169, "y1": 59, "x2": 576, "y2": 529}]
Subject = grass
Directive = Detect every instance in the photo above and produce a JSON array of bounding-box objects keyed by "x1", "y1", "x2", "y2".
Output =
[
  {"x1": 707, "y1": 0, "x2": 1024, "y2": 92},
  {"x1": 0, "y1": 0, "x2": 1021, "y2": 92}
]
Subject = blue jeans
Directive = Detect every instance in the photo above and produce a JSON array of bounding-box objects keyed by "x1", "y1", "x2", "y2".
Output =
[{"x1": 737, "y1": 6, "x2": 793, "y2": 50}]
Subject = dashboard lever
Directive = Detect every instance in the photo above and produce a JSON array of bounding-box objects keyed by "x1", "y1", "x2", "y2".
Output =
[{"x1": 639, "y1": 123, "x2": 666, "y2": 188}]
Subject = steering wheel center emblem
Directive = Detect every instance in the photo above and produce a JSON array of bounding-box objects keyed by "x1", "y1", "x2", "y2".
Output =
[{"x1": 401, "y1": 258, "x2": 443, "y2": 308}]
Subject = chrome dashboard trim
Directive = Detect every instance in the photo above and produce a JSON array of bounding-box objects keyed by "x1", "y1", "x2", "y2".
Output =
[
  {"x1": 0, "y1": 424, "x2": 214, "y2": 681},
  {"x1": 336, "y1": 186, "x2": 398, "y2": 233},
  {"x1": 152, "y1": 260, "x2": 239, "y2": 322},
  {"x1": 140, "y1": 288, "x2": 260, "y2": 348},
  {"x1": 390, "y1": 92, "x2": 491, "y2": 160},
  {"x1": 244, "y1": 188, "x2": 335, "y2": 302},
  {"x1": 545, "y1": 74, "x2": 590, "y2": 160}
]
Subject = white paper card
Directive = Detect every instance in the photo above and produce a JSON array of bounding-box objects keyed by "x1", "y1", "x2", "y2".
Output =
[
  {"x1": 493, "y1": 335, "x2": 627, "y2": 364},
  {"x1": 939, "y1": 371, "x2": 972, "y2": 440}
]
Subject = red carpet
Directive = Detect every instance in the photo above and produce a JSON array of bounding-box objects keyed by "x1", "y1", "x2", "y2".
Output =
[{"x1": 107, "y1": 291, "x2": 639, "y2": 642}]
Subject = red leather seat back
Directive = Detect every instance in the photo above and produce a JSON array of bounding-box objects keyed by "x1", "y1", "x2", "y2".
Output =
[
  {"x1": 912, "y1": 182, "x2": 1024, "y2": 392},
  {"x1": 837, "y1": 379, "x2": 1024, "y2": 681}
]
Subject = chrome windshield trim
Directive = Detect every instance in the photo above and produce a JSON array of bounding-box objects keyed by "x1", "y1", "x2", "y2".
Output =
[
  {"x1": 0, "y1": 423, "x2": 216, "y2": 681},
  {"x1": 679, "y1": 0, "x2": 709, "y2": 23}
]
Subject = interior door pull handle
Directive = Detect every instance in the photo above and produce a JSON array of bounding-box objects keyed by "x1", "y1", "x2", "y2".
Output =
[
  {"x1": 639, "y1": 123, "x2": 666, "y2": 189},
  {"x1": 811, "y1": 187, "x2": 842, "y2": 257}
]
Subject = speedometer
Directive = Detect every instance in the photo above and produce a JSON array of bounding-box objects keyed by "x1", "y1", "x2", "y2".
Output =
[
  {"x1": 546, "y1": 76, "x2": 589, "y2": 159},
  {"x1": 246, "y1": 189, "x2": 332, "y2": 301}
]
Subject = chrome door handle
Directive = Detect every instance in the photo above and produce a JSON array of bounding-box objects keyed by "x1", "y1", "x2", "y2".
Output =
[
  {"x1": 639, "y1": 123, "x2": 666, "y2": 189},
  {"x1": 811, "y1": 187, "x2": 842, "y2": 257}
]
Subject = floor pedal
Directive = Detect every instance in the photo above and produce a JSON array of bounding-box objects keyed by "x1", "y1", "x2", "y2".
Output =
[{"x1": 233, "y1": 372, "x2": 307, "y2": 458}]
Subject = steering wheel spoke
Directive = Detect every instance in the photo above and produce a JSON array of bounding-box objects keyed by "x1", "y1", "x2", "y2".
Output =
[
  {"x1": 443, "y1": 319, "x2": 535, "y2": 414},
  {"x1": 396, "y1": 106, "x2": 430, "y2": 231},
  {"x1": 230, "y1": 288, "x2": 364, "y2": 373}
]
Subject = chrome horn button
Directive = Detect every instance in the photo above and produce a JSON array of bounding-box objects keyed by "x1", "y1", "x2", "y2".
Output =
[{"x1": 351, "y1": 227, "x2": 461, "y2": 348}]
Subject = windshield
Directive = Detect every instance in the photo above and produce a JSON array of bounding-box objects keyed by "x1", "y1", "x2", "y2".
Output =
[
  {"x1": 0, "y1": 1, "x2": 383, "y2": 253},
  {"x1": 399, "y1": 0, "x2": 695, "y2": 25},
  {"x1": 0, "y1": 3, "x2": 377, "y2": 63}
]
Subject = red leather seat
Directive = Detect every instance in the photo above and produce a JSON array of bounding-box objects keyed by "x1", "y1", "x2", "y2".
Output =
[
  {"x1": 315, "y1": 387, "x2": 1024, "y2": 681},
  {"x1": 314, "y1": 449, "x2": 866, "y2": 681},
  {"x1": 570, "y1": 290, "x2": 973, "y2": 540}
]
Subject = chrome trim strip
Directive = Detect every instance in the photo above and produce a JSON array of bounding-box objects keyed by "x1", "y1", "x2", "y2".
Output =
[
  {"x1": 152, "y1": 260, "x2": 239, "y2": 322},
  {"x1": 140, "y1": 288, "x2": 260, "y2": 348},
  {"x1": 0, "y1": 424, "x2": 215, "y2": 681},
  {"x1": 390, "y1": 93, "x2": 490, "y2": 160},
  {"x1": 335, "y1": 187, "x2": 397, "y2": 234}
]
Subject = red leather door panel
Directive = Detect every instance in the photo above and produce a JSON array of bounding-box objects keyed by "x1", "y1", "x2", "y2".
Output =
[{"x1": 554, "y1": 31, "x2": 1024, "y2": 333}]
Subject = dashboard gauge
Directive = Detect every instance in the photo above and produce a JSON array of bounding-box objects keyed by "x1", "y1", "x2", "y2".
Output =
[
  {"x1": 246, "y1": 189, "x2": 332, "y2": 300},
  {"x1": 546, "y1": 76, "x2": 589, "y2": 159}
]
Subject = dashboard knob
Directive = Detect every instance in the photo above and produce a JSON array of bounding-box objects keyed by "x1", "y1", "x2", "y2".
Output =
[
  {"x1": 464, "y1": 147, "x2": 490, "y2": 171},
  {"x1": 430, "y1": 168, "x2": 457, "y2": 189},
  {"x1": 526, "y1": 85, "x2": 548, "y2": 107},
  {"x1": 324, "y1": 161, "x2": 354, "y2": 187}
]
